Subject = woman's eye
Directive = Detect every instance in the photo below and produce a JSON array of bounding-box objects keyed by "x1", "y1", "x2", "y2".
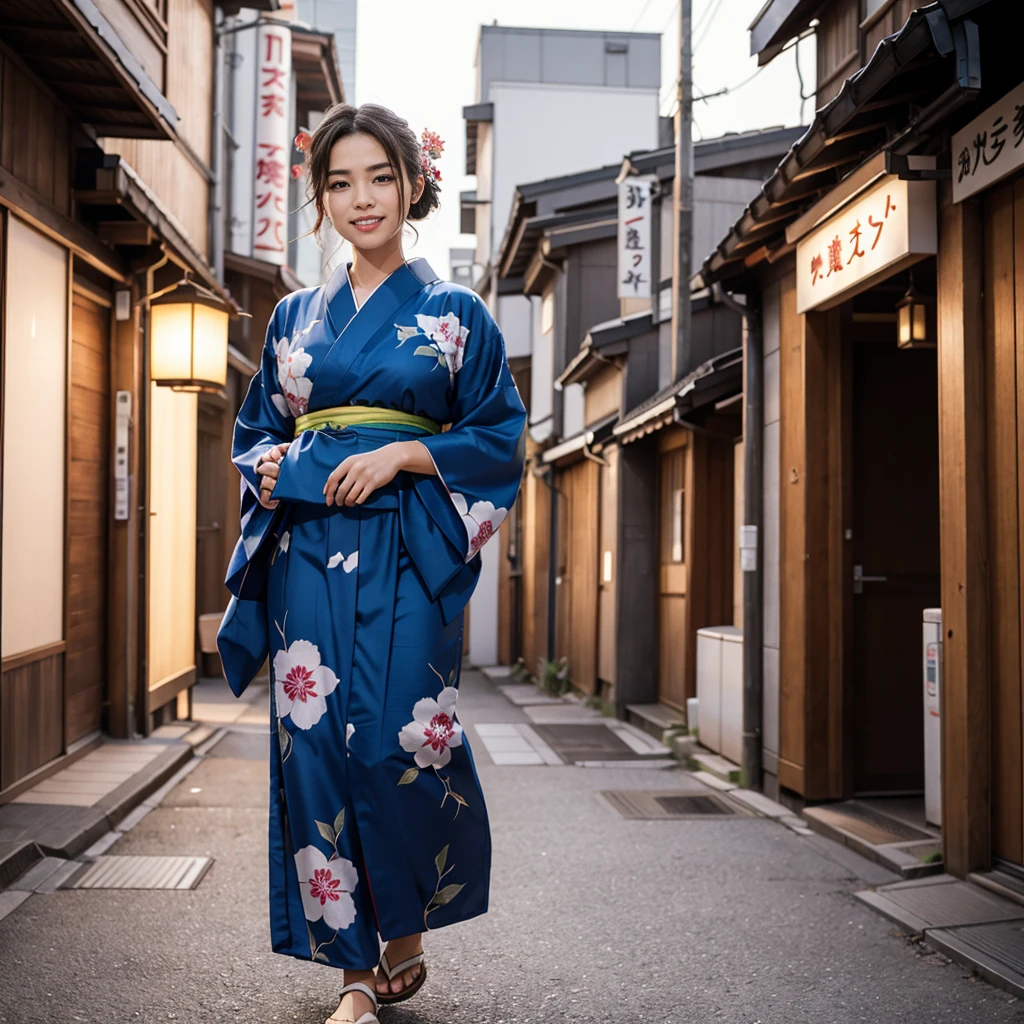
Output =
[
  {"x1": 375, "y1": 174, "x2": 394, "y2": 183},
  {"x1": 329, "y1": 181, "x2": 348, "y2": 190}
]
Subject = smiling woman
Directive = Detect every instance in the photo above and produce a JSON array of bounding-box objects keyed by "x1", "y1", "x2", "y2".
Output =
[{"x1": 217, "y1": 103, "x2": 527, "y2": 1024}]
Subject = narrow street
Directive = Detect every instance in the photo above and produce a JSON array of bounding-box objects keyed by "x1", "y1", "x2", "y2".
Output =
[{"x1": 0, "y1": 670, "x2": 1018, "y2": 1024}]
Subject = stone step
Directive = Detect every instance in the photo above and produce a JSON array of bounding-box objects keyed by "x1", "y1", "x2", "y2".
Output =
[
  {"x1": 690, "y1": 749, "x2": 742, "y2": 784},
  {"x1": 624, "y1": 703, "x2": 685, "y2": 742}
]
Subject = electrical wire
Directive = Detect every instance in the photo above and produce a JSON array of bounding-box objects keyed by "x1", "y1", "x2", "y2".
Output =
[
  {"x1": 629, "y1": 0, "x2": 659, "y2": 32},
  {"x1": 692, "y1": 0, "x2": 726, "y2": 51}
]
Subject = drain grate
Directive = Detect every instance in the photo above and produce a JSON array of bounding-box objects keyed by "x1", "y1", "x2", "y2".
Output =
[
  {"x1": 807, "y1": 802, "x2": 933, "y2": 845},
  {"x1": 532, "y1": 724, "x2": 644, "y2": 762},
  {"x1": 68, "y1": 855, "x2": 212, "y2": 890},
  {"x1": 601, "y1": 789, "x2": 747, "y2": 820}
]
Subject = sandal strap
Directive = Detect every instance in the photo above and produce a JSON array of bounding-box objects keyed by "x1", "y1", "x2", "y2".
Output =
[
  {"x1": 379, "y1": 950, "x2": 424, "y2": 979},
  {"x1": 338, "y1": 981, "x2": 378, "y2": 1006}
]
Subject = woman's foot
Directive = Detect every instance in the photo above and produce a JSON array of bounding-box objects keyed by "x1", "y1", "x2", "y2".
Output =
[
  {"x1": 326, "y1": 969, "x2": 377, "y2": 1023},
  {"x1": 375, "y1": 933, "x2": 424, "y2": 998}
]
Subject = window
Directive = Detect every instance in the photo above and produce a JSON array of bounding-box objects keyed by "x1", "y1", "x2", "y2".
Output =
[{"x1": 1, "y1": 217, "x2": 68, "y2": 657}]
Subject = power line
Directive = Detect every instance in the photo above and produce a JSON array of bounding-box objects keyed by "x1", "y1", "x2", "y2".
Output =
[
  {"x1": 629, "y1": 0, "x2": 659, "y2": 32},
  {"x1": 692, "y1": 0, "x2": 725, "y2": 47}
]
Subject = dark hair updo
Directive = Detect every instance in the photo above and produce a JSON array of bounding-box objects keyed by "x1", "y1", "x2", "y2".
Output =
[{"x1": 305, "y1": 103, "x2": 441, "y2": 237}]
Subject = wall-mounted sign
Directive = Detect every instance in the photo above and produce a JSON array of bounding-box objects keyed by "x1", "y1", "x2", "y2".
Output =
[
  {"x1": 952, "y1": 79, "x2": 1024, "y2": 204},
  {"x1": 618, "y1": 176, "x2": 655, "y2": 300},
  {"x1": 796, "y1": 175, "x2": 936, "y2": 314},
  {"x1": 253, "y1": 21, "x2": 292, "y2": 265}
]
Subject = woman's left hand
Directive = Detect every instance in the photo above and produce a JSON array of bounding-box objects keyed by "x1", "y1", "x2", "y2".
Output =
[{"x1": 324, "y1": 443, "x2": 408, "y2": 507}]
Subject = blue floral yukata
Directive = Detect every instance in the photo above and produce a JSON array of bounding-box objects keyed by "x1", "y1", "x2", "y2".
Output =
[{"x1": 217, "y1": 257, "x2": 527, "y2": 970}]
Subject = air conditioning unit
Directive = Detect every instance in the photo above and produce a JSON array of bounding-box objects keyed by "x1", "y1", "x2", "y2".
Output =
[{"x1": 696, "y1": 626, "x2": 743, "y2": 763}]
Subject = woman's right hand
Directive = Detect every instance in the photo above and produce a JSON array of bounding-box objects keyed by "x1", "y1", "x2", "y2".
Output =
[{"x1": 256, "y1": 442, "x2": 291, "y2": 509}]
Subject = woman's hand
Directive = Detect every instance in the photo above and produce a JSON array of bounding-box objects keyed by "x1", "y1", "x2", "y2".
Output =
[
  {"x1": 323, "y1": 441, "x2": 435, "y2": 507},
  {"x1": 255, "y1": 442, "x2": 291, "y2": 509}
]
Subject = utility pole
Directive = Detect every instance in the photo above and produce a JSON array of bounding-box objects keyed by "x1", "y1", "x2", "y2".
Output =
[{"x1": 671, "y1": 0, "x2": 693, "y2": 383}]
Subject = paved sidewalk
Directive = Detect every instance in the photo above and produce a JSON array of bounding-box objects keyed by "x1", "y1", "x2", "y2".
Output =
[{"x1": 0, "y1": 669, "x2": 1019, "y2": 1023}]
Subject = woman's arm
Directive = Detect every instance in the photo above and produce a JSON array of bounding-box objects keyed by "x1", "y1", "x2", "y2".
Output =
[{"x1": 322, "y1": 439, "x2": 436, "y2": 507}]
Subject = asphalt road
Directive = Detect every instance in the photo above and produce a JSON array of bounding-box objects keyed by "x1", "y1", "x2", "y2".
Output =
[{"x1": 0, "y1": 670, "x2": 1020, "y2": 1024}]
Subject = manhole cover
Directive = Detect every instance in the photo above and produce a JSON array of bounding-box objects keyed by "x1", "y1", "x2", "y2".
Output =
[
  {"x1": 67, "y1": 855, "x2": 212, "y2": 890},
  {"x1": 206, "y1": 730, "x2": 270, "y2": 760},
  {"x1": 532, "y1": 724, "x2": 643, "y2": 762},
  {"x1": 600, "y1": 790, "x2": 747, "y2": 820},
  {"x1": 808, "y1": 802, "x2": 933, "y2": 845}
]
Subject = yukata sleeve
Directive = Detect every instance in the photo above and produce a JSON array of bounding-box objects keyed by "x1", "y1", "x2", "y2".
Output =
[
  {"x1": 231, "y1": 301, "x2": 296, "y2": 498},
  {"x1": 416, "y1": 295, "x2": 527, "y2": 562},
  {"x1": 222, "y1": 300, "x2": 296, "y2": 599}
]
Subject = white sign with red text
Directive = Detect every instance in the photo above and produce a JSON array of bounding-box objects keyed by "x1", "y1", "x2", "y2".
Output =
[
  {"x1": 795, "y1": 175, "x2": 936, "y2": 314},
  {"x1": 618, "y1": 176, "x2": 655, "y2": 300},
  {"x1": 253, "y1": 21, "x2": 292, "y2": 265}
]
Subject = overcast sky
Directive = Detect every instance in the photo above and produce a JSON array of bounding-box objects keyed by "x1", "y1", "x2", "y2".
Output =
[{"x1": 351, "y1": 0, "x2": 816, "y2": 277}]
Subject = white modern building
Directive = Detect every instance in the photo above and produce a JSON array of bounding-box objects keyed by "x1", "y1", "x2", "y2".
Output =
[{"x1": 461, "y1": 24, "x2": 664, "y2": 668}]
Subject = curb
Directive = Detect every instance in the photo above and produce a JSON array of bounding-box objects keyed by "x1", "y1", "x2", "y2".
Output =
[{"x1": 0, "y1": 741, "x2": 195, "y2": 865}]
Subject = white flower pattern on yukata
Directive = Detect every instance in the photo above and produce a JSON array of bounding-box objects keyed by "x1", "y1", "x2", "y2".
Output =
[
  {"x1": 327, "y1": 549, "x2": 358, "y2": 573},
  {"x1": 270, "y1": 319, "x2": 320, "y2": 419},
  {"x1": 394, "y1": 312, "x2": 468, "y2": 384},
  {"x1": 294, "y1": 845, "x2": 358, "y2": 931},
  {"x1": 273, "y1": 639, "x2": 339, "y2": 730},
  {"x1": 450, "y1": 492, "x2": 507, "y2": 561},
  {"x1": 398, "y1": 685, "x2": 464, "y2": 769}
]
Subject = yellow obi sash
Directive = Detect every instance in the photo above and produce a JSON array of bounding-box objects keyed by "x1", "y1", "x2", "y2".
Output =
[{"x1": 294, "y1": 405, "x2": 443, "y2": 437}]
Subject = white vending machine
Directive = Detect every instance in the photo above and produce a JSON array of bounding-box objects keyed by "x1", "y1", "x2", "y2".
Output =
[{"x1": 923, "y1": 608, "x2": 942, "y2": 827}]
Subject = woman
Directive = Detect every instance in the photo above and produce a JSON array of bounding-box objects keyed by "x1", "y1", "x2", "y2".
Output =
[{"x1": 217, "y1": 103, "x2": 527, "y2": 1024}]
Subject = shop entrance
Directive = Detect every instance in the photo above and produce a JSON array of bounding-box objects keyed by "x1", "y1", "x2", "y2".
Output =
[{"x1": 848, "y1": 275, "x2": 941, "y2": 795}]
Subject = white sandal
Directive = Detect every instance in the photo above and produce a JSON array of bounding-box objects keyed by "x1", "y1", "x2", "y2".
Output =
[
  {"x1": 324, "y1": 980, "x2": 379, "y2": 1024},
  {"x1": 375, "y1": 948, "x2": 427, "y2": 1004}
]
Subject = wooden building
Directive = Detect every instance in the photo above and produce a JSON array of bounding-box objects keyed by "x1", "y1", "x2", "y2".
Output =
[
  {"x1": 495, "y1": 129, "x2": 799, "y2": 713},
  {"x1": 0, "y1": 0, "x2": 315, "y2": 799},
  {"x1": 705, "y1": 0, "x2": 1024, "y2": 880}
]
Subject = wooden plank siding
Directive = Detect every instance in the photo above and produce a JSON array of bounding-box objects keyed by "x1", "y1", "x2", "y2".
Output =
[
  {"x1": 657, "y1": 433, "x2": 688, "y2": 709},
  {"x1": 777, "y1": 270, "x2": 846, "y2": 801},
  {"x1": 555, "y1": 458, "x2": 600, "y2": 695},
  {"x1": 65, "y1": 289, "x2": 111, "y2": 743},
  {"x1": 99, "y1": 0, "x2": 214, "y2": 259},
  {"x1": 983, "y1": 180, "x2": 1022, "y2": 864},
  {"x1": 521, "y1": 449, "x2": 551, "y2": 677},
  {"x1": 936, "y1": 183, "x2": 990, "y2": 877},
  {"x1": 0, "y1": 651, "x2": 64, "y2": 789},
  {"x1": 816, "y1": 0, "x2": 860, "y2": 107},
  {"x1": 0, "y1": 52, "x2": 73, "y2": 217}
]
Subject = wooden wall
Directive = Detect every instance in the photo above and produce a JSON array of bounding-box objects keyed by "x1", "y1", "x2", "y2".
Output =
[
  {"x1": 0, "y1": 52, "x2": 72, "y2": 216},
  {"x1": 102, "y1": 0, "x2": 213, "y2": 258},
  {"x1": 777, "y1": 272, "x2": 846, "y2": 800},
  {"x1": 816, "y1": 0, "x2": 859, "y2": 107},
  {"x1": 521, "y1": 447, "x2": 551, "y2": 677},
  {"x1": 657, "y1": 431, "x2": 688, "y2": 710},
  {"x1": 555, "y1": 458, "x2": 599, "y2": 694},
  {"x1": 66, "y1": 288, "x2": 111, "y2": 744},
  {"x1": 980, "y1": 177, "x2": 1024, "y2": 866},
  {"x1": 937, "y1": 183, "x2": 990, "y2": 877}
]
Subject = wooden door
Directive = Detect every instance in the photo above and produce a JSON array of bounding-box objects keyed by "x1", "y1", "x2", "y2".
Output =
[
  {"x1": 657, "y1": 433, "x2": 688, "y2": 709},
  {"x1": 65, "y1": 288, "x2": 110, "y2": 743},
  {"x1": 850, "y1": 335, "x2": 940, "y2": 794},
  {"x1": 554, "y1": 458, "x2": 599, "y2": 694}
]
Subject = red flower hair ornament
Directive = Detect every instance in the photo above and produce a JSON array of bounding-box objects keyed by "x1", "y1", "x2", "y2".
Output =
[{"x1": 420, "y1": 128, "x2": 444, "y2": 183}]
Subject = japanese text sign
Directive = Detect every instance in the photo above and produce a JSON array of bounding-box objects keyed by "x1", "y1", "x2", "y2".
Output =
[
  {"x1": 253, "y1": 22, "x2": 292, "y2": 265},
  {"x1": 952, "y1": 80, "x2": 1024, "y2": 203},
  {"x1": 796, "y1": 175, "x2": 936, "y2": 314},
  {"x1": 618, "y1": 176, "x2": 655, "y2": 300}
]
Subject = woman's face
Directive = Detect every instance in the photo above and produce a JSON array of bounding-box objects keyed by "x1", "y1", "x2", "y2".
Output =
[{"x1": 323, "y1": 131, "x2": 424, "y2": 252}]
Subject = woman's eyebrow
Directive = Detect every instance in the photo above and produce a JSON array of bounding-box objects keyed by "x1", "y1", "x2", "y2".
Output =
[{"x1": 327, "y1": 163, "x2": 393, "y2": 177}]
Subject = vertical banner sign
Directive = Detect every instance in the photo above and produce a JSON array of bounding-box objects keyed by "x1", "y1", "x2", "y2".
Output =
[
  {"x1": 618, "y1": 176, "x2": 654, "y2": 300},
  {"x1": 253, "y1": 21, "x2": 292, "y2": 264}
]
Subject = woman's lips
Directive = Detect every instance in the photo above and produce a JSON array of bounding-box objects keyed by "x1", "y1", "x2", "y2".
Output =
[{"x1": 352, "y1": 217, "x2": 384, "y2": 233}]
